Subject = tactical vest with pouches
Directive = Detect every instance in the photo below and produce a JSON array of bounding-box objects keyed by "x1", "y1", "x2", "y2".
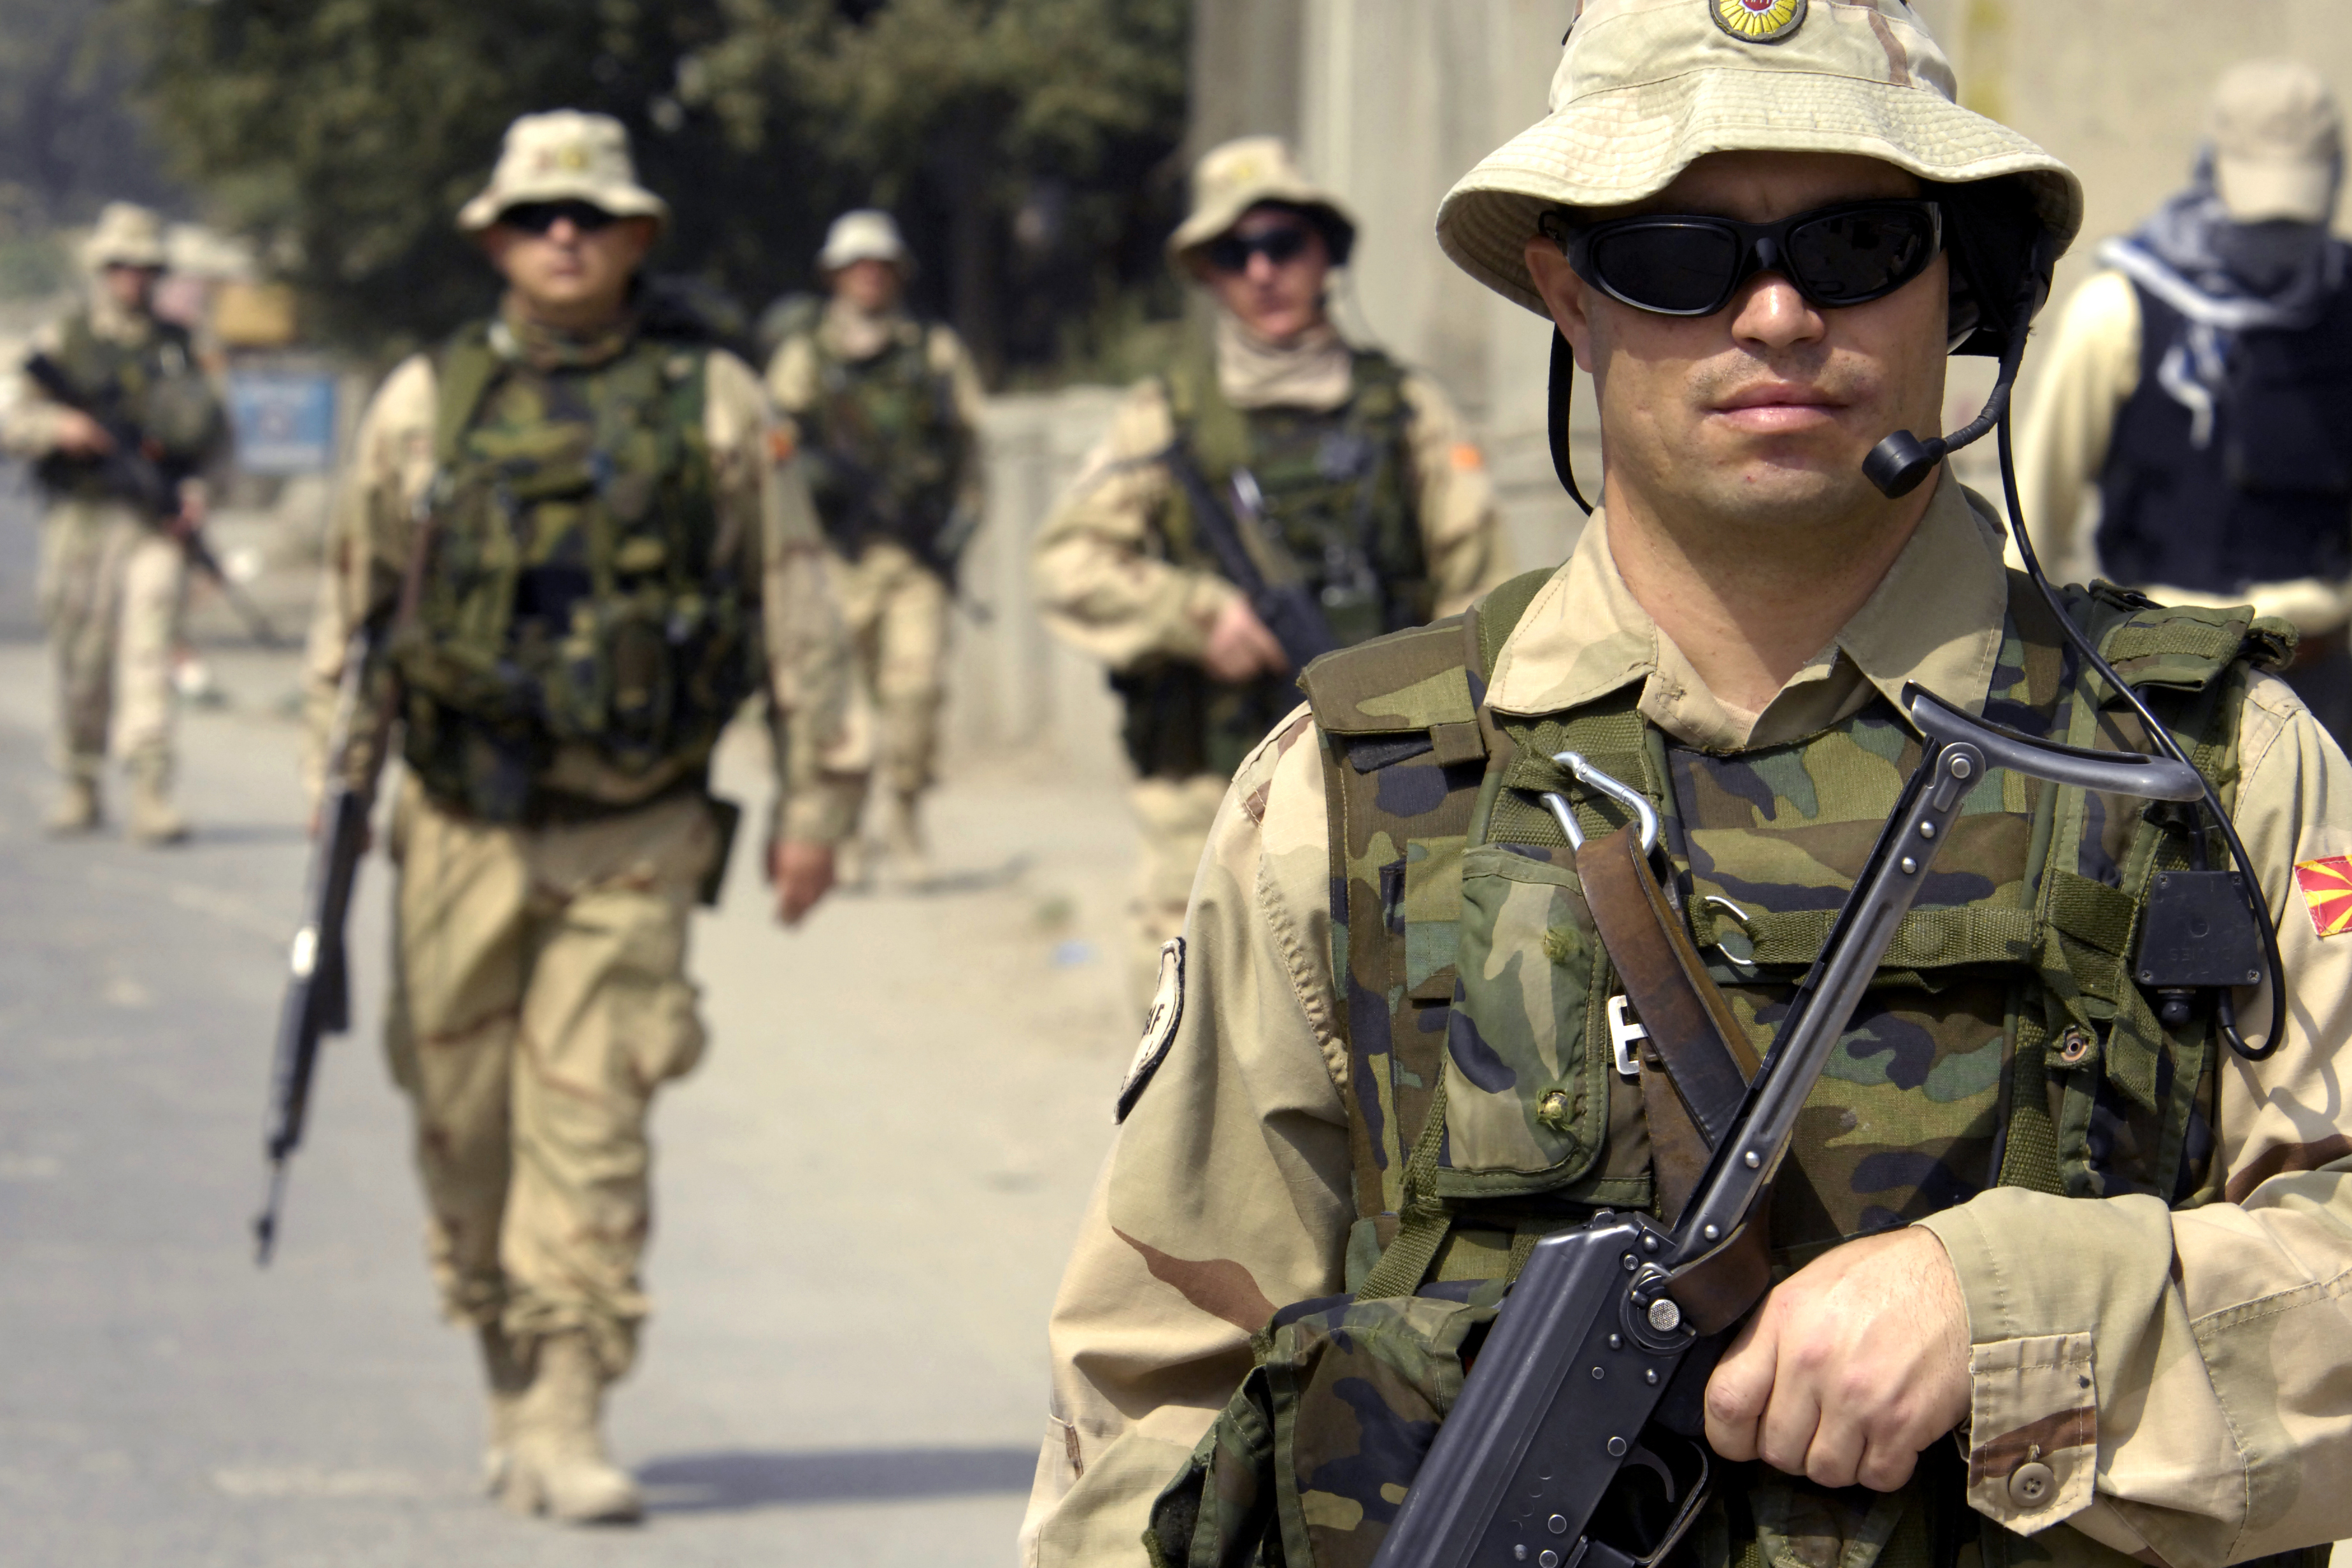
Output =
[
  {"x1": 390, "y1": 322, "x2": 760, "y2": 823},
  {"x1": 1116, "y1": 337, "x2": 1431, "y2": 782},
  {"x1": 33, "y1": 310, "x2": 223, "y2": 506},
  {"x1": 1146, "y1": 559, "x2": 2312, "y2": 1568},
  {"x1": 795, "y1": 318, "x2": 969, "y2": 564}
]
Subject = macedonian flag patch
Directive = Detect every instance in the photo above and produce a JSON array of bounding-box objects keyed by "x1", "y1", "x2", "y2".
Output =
[
  {"x1": 1713, "y1": 0, "x2": 1807, "y2": 44},
  {"x1": 2295, "y1": 855, "x2": 2352, "y2": 937}
]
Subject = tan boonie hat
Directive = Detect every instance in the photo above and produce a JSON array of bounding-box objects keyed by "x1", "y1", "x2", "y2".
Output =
[
  {"x1": 2211, "y1": 61, "x2": 2342, "y2": 225},
  {"x1": 818, "y1": 210, "x2": 915, "y2": 274},
  {"x1": 1167, "y1": 136, "x2": 1358, "y2": 268},
  {"x1": 457, "y1": 110, "x2": 669, "y2": 233},
  {"x1": 83, "y1": 203, "x2": 167, "y2": 272},
  {"x1": 1437, "y1": 0, "x2": 2085, "y2": 316}
]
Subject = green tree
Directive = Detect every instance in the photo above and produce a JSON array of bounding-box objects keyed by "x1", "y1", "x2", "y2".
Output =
[{"x1": 120, "y1": 0, "x2": 1190, "y2": 376}]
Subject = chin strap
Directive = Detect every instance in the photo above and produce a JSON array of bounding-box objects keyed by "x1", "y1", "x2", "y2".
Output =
[{"x1": 1549, "y1": 329, "x2": 1594, "y2": 516}]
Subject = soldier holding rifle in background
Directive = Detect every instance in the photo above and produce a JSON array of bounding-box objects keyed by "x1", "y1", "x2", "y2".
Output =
[
  {"x1": 1025, "y1": 4, "x2": 2352, "y2": 1566},
  {"x1": 2, "y1": 201, "x2": 229, "y2": 845},
  {"x1": 298, "y1": 110, "x2": 859, "y2": 1527},
  {"x1": 767, "y1": 209, "x2": 987, "y2": 887},
  {"x1": 1032, "y1": 137, "x2": 1504, "y2": 1009}
]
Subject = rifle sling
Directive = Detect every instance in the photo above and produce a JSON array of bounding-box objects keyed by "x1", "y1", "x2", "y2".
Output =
[{"x1": 1576, "y1": 825, "x2": 1758, "y2": 1222}]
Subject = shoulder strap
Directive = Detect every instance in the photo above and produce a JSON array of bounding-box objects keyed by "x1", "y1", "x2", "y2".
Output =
[
  {"x1": 1164, "y1": 326, "x2": 1254, "y2": 483},
  {"x1": 430, "y1": 322, "x2": 502, "y2": 469}
]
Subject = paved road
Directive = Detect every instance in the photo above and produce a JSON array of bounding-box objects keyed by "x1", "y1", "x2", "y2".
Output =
[{"x1": 0, "y1": 473, "x2": 1139, "y2": 1563}]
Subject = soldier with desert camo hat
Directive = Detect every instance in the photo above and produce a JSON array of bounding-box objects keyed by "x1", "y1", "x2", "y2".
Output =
[
  {"x1": 1, "y1": 200, "x2": 228, "y2": 846},
  {"x1": 1022, "y1": 6, "x2": 2352, "y2": 1567},
  {"x1": 1032, "y1": 134, "x2": 1506, "y2": 1011},
  {"x1": 304, "y1": 108, "x2": 860, "y2": 1527}
]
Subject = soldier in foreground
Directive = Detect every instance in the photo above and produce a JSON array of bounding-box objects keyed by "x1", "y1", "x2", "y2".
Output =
[
  {"x1": 767, "y1": 210, "x2": 986, "y2": 885},
  {"x1": 1033, "y1": 137, "x2": 1503, "y2": 1007},
  {"x1": 3, "y1": 201, "x2": 227, "y2": 844},
  {"x1": 304, "y1": 111, "x2": 859, "y2": 1525},
  {"x1": 1024, "y1": 4, "x2": 2352, "y2": 1567},
  {"x1": 2020, "y1": 62, "x2": 2352, "y2": 746}
]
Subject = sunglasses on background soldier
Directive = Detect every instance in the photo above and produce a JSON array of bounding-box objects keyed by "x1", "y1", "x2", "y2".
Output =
[
  {"x1": 498, "y1": 200, "x2": 622, "y2": 236},
  {"x1": 1541, "y1": 198, "x2": 1945, "y2": 317},
  {"x1": 1204, "y1": 224, "x2": 1316, "y2": 274}
]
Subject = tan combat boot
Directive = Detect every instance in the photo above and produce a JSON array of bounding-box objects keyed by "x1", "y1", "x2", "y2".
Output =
[
  {"x1": 880, "y1": 790, "x2": 934, "y2": 888},
  {"x1": 500, "y1": 1331, "x2": 642, "y2": 1525},
  {"x1": 478, "y1": 1322, "x2": 532, "y2": 1497},
  {"x1": 45, "y1": 757, "x2": 103, "y2": 836},
  {"x1": 126, "y1": 748, "x2": 189, "y2": 846}
]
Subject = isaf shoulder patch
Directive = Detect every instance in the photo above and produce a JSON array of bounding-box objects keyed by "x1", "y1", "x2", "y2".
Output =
[
  {"x1": 1117, "y1": 938, "x2": 1186, "y2": 1123},
  {"x1": 2295, "y1": 855, "x2": 2352, "y2": 937}
]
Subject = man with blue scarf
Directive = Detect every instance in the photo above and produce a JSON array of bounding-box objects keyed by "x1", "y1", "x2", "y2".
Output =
[{"x1": 2020, "y1": 61, "x2": 2352, "y2": 743}]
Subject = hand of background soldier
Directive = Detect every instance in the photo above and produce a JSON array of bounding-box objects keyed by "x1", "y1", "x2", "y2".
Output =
[
  {"x1": 1702, "y1": 1227, "x2": 1972, "y2": 1493},
  {"x1": 50, "y1": 408, "x2": 114, "y2": 458},
  {"x1": 770, "y1": 839, "x2": 836, "y2": 927},
  {"x1": 1202, "y1": 595, "x2": 1290, "y2": 683}
]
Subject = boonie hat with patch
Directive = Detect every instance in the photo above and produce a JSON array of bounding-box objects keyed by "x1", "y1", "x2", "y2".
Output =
[
  {"x1": 2210, "y1": 61, "x2": 2342, "y2": 225},
  {"x1": 83, "y1": 202, "x2": 167, "y2": 272},
  {"x1": 1167, "y1": 136, "x2": 1358, "y2": 269},
  {"x1": 457, "y1": 110, "x2": 669, "y2": 234},
  {"x1": 818, "y1": 210, "x2": 915, "y2": 275},
  {"x1": 1437, "y1": 0, "x2": 2084, "y2": 316}
]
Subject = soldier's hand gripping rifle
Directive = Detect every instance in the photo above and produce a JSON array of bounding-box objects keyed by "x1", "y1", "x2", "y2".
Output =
[
  {"x1": 1162, "y1": 445, "x2": 1341, "y2": 674},
  {"x1": 1368, "y1": 686, "x2": 2210, "y2": 1568},
  {"x1": 22, "y1": 351, "x2": 284, "y2": 649}
]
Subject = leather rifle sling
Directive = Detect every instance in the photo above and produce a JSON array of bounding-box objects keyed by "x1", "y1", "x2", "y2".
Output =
[{"x1": 1576, "y1": 824, "x2": 1760, "y2": 1223}]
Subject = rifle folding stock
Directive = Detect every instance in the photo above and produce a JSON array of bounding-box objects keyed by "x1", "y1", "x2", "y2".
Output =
[{"x1": 1368, "y1": 687, "x2": 2203, "y2": 1568}]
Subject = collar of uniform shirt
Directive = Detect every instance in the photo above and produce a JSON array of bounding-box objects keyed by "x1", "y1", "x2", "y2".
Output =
[
  {"x1": 1486, "y1": 472, "x2": 2011, "y2": 754},
  {"x1": 1215, "y1": 308, "x2": 1351, "y2": 412}
]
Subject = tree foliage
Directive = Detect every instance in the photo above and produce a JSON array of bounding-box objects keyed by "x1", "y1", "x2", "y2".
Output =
[{"x1": 119, "y1": 0, "x2": 1192, "y2": 374}]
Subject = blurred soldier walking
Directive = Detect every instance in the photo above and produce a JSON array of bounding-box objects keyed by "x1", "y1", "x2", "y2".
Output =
[
  {"x1": 1033, "y1": 138, "x2": 1505, "y2": 1005},
  {"x1": 3, "y1": 202, "x2": 228, "y2": 844},
  {"x1": 304, "y1": 111, "x2": 860, "y2": 1526},
  {"x1": 767, "y1": 211, "x2": 986, "y2": 886},
  {"x1": 2020, "y1": 61, "x2": 2352, "y2": 742}
]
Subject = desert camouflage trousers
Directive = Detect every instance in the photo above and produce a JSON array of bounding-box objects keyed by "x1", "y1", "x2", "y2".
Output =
[
  {"x1": 384, "y1": 777, "x2": 720, "y2": 1379},
  {"x1": 829, "y1": 540, "x2": 950, "y2": 801},
  {"x1": 1125, "y1": 774, "x2": 1229, "y2": 1011},
  {"x1": 36, "y1": 497, "x2": 182, "y2": 775}
]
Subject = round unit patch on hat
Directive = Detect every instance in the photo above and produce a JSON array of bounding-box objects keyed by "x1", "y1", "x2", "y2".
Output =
[
  {"x1": 1436, "y1": 0, "x2": 2083, "y2": 318},
  {"x1": 1713, "y1": 0, "x2": 1807, "y2": 45}
]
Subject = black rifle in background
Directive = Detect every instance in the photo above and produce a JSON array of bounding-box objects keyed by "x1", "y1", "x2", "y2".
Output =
[
  {"x1": 24, "y1": 351, "x2": 284, "y2": 649},
  {"x1": 1161, "y1": 445, "x2": 1339, "y2": 674},
  {"x1": 1367, "y1": 687, "x2": 2209, "y2": 1568}
]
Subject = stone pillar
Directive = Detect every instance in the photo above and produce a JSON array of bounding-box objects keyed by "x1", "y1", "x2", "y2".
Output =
[{"x1": 1189, "y1": 0, "x2": 1306, "y2": 152}]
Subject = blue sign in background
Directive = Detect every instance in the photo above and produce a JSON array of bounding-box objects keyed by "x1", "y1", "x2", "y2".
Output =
[{"x1": 226, "y1": 369, "x2": 337, "y2": 476}]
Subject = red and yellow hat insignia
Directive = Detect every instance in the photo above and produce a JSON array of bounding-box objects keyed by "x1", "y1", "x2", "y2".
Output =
[
  {"x1": 1713, "y1": 0, "x2": 1807, "y2": 44},
  {"x1": 2295, "y1": 855, "x2": 2352, "y2": 938}
]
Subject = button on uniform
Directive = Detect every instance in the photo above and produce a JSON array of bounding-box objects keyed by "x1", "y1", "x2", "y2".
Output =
[{"x1": 2009, "y1": 1460, "x2": 2056, "y2": 1507}]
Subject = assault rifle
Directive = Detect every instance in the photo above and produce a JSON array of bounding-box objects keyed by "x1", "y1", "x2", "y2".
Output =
[
  {"x1": 23, "y1": 351, "x2": 283, "y2": 649},
  {"x1": 1369, "y1": 685, "x2": 2208, "y2": 1568},
  {"x1": 1162, "y1": 446, "x2": 1339, "y2": 674},
  {"x1": 252, "y1": 621, "x2": 385, "y2": 1264}
]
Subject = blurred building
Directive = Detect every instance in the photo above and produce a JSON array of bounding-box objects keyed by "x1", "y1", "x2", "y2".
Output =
[{"x1": 1191, "y1": 0, "x2": 2352, "y2": 566}]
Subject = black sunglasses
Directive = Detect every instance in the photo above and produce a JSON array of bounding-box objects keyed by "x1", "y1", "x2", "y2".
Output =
[
  {"x1": 498, "y1": 200, "x2": 621, "y2": 236},
  {"x1": 1543, "y1": 199, "x2": 1944, "y2": 318},
  {"x1": 1205, "y1": 224, "x2": 1315, "y2": 274}
]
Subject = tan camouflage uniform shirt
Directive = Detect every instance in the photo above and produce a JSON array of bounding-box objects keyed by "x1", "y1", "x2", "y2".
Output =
[
  {"x1": 2016, "y1": 268, "x2": 2352, "y2": 641},
  {"x1": 1032, "y1": 313, "x2": 1508, "y2": 673},
  {"x1": 1023, "y1": 474, "x2": 2352, "y2": 1568},
  {"x1": 303, "y1": 316, "x2": 861, "y2": 843}
]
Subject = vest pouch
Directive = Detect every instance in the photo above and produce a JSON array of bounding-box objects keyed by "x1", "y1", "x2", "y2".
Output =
[
  {"x1": 1436, "y1": 844, "x2": 1611, "y2": 1195},
  {"x1": 1144, "y1": 1284, "x2": 1504, "y2": 1568}
]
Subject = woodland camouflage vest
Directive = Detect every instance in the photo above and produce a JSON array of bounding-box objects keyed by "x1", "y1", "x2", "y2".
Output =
[
  {"x1": 792, "y1": 318, "x2": 969, "y2": 566},
  {"x1": 1146, "y1": 563, "x2": 2314, "y2": 1568},
  {"x1": 389, "y1": 323, "x2": 760, "y2": 823},
  {"x1": 32, "y1": 310, "x2": 223, "y2": 508},
  {"x1": 1116, "y1": 339, "x2": 1432, "y2": 782}
]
